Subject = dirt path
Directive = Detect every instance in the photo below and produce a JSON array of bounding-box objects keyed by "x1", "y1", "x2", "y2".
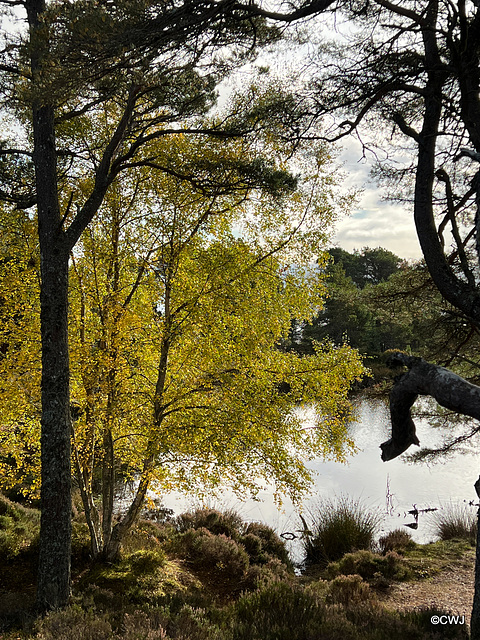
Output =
[{"x1": 380, "y1": 552, "x2": 475, "y2": 624}]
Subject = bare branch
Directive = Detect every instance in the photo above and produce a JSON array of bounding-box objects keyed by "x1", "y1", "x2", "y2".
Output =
[
  {"x1": 233, "y1": 0, "x2": 337, "y2": 23},
  {"x1": 381, "y1": 352, "x2": 480, "y2": 461}
]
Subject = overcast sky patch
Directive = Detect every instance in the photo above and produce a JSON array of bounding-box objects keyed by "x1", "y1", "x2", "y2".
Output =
[{"x1": 332, "y1": 141, "x2": 422, "y2": 260}]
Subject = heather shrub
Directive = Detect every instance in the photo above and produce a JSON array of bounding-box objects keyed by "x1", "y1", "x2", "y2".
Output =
[
  {"x1": 36, "y1": 606, "x2": 112, "y2": 640},
  {"x1": 119, "y1": 611, "x2": 168, "y2": 640},
  {"x1": 172, "y1": 509, "x2": 292, "y2": 572},
  {"x1": 174, "y1": 527, "x2": 249, "y2": 589},
  {"x1": 326, "y1": 574, "x2": 373, "y2": 607},
  {"x1": 117, "y1": 606, "x2": 224, "y2": 640},
  {"x1": 326, "y1": 550, "x2": 411, "y2": 583},
  {"x1": 303, "y1": 497, "x2": 381, "y2": 569},
  {"x1": 243, "y1": 557, "x2": 292, "y2": 590},
  {"x1": 239, "y1": 533, "x2": 262, "y2": 562},
  {"x1": 343, "y1": 605, "x2": 469, "y2": 639},
  {"x1": 175, "y1": 509, "x2": 243, "y2": 539},
  {"x1": 167, "y1": 605, "x2": 223, "y2": 640},
  {"x1": 230, "y1": 582, "x2": 326, "y2": 640},
  {"x1": 240, "y1": 522, "x2": 292, "y2": 568},
  {"x1": 378, "y1": 529, "x2": 415, "y2": 554}
]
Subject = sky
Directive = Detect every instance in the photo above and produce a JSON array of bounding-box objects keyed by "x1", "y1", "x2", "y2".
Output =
[
  {"x1": 243, "y1": 37, "x2": 425, "y2": 262},
  {"x1": 331, "y1": 141, "x2": 422, "y2": 261},
  {"x1": 2, "y1": 6, "x2": 424, "y2": 263}
]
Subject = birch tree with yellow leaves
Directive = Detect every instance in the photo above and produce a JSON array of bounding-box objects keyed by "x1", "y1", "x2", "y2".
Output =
[
  {"x1": 0, "y1": 132, "x2": 364, "y2": 561},
  {"x1": 67, "y1": 134, "x2": 364, "y2": 561}
]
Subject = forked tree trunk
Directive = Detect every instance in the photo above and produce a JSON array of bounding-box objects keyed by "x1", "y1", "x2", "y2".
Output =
[
  {"x1": 102, "y1": 293, "x2": 172, "y2": 561},
  {"x1": 71, "y1": 428, "x2": 102, "y2": 558},
  {"x1": 103, "y1": 457, "x2": 155, "y2": 561}
]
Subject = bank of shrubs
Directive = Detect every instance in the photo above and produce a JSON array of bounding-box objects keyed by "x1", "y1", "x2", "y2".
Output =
[
  {"x1": 167, "y1": 508, "x2": 292, "y2": 594},
  {"x1": 0, "y1": 496, "x2": 470, "y2": 640}
]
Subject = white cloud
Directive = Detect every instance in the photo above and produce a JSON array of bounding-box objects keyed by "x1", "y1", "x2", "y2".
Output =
[
  {"x1": 334, "y1": 201, "x2": 421, "y2": 260},
  {"x1": 332, "y1": 142, "x2": 422, "y2": 260}
]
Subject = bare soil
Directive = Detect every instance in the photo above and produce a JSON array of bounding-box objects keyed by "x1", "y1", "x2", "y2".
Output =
[{"x1": 380, "y1": 549, "x2": 475, "y2": 624}]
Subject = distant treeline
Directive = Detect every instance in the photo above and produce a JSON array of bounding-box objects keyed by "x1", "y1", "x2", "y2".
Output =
[{"x1": 285, "y1": 247, "x2": 478, "y2": 371}]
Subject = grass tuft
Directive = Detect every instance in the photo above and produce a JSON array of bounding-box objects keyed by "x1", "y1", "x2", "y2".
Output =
[
  {"x1": 302, "y1": 496, "x2": 382, "y2": 569},
  {"x1": 432, "y1": 504, "x2": 477, "y2": 544}
]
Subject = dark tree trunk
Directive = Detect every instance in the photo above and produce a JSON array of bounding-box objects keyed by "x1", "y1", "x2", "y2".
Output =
[
  {"x1": 27, "y1": 3, "x2": 72, "y2": 603},
  {"x1": 31, "y1": 73, "x2": 72, "y2": 616},
  {"x1": 472, "y1": 477, "x2": 480, "y2": 640},
  {"x1": 24, "y1": 0, "x2": 73, "y2": 612},
  {"x1": 102, "y1": 428, "x2": 115, "y2": 547},
  {"x1": 36, "y1": 249, "x2": 72, "y2": 610}
]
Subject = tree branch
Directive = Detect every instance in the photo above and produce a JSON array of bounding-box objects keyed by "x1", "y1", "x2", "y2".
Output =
[
  {"x1": 234, "y1": 0, "x2": 337, "y2": 23},
  {"x1": 373, "y1": 0, "x2": 427, "y2": 26},
  {"x1": 381, "y1": 352, "x2": 480, "y2": 461},
  {"x1": 63, "y1": 85, "x2": 140, "y2": 251}
]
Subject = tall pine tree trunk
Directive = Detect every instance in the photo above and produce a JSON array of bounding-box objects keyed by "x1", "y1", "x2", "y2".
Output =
[
  {"x1": 26, "y1": 0, "x2": 73, "y2": 610},
  {"x1": 35, "y1": 130, "x2": 72, "y2": 608},
  {"x1": 36, "y1": 247, "x2": 72, "y2": 610}
]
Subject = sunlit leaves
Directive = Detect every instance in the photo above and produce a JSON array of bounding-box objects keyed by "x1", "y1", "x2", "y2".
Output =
[
  {"x1": 0, "y1": 206, "x2": 41, "y2": 497},
  {"x1": 66, "y1": 131, "x2": 364, "y2": 509},
  {"x1": 0, "y1": 109, "x2": 364, "y2": 513}
]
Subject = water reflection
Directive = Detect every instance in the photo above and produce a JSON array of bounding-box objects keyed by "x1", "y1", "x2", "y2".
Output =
[
  {"x1": 117, "y1": 396, "x2": 480, "y2": 549},
  {"x1": 306, "y1": 397, "x2": 480, "y2": 543}
]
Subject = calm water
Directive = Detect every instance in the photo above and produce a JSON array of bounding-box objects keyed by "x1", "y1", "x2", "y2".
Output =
[{"x1": 117, "y1": 396, "x2": 480, "y2": 551}]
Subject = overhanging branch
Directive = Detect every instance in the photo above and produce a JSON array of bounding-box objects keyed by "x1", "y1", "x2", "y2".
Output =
[{"x1": 380, "y1": 352, "x2": 480, "y2": 461}]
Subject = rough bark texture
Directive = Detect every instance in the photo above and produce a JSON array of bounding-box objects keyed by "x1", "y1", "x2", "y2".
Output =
[
  {"x1": 26, "y1": 0, "x2": 73, "y2": 610},
  {"x1": 30, "y1": 72, "x2": 72, "y2": 614},
  {"x1": 36, "y1": 253, "x2": 72, "y2": 610},
  {"x1": 381, "y1": 352, "x2": 480, "y2": 461}
]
